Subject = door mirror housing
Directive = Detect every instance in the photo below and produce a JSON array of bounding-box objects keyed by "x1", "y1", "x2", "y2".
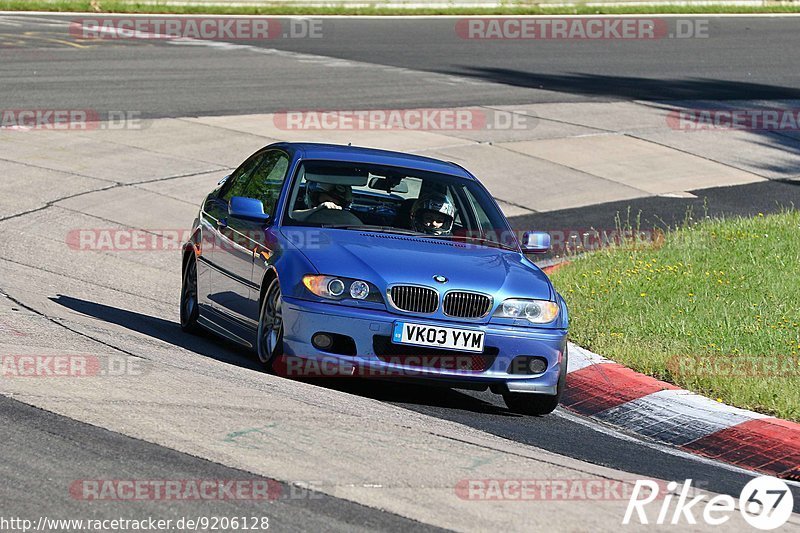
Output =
[
  {"x1": 521, "y1": 231, "x2": 550, "y2": 254},
  {"x1": 228, "y1": 196, "x2": 270, "y2": 223}
]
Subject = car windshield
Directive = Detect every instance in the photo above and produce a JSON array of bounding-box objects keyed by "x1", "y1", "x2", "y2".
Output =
[{"x1": 283, "y1": 160, "x2": 517, "y2": 249}]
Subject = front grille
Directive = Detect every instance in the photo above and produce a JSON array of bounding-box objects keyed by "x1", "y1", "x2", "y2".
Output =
[
  {"x1": 443, "y1": 291, "x2": 492, "y2": 318},
  {"x1": 389, "y1": 285, "x2": 438, "y2": 314}
]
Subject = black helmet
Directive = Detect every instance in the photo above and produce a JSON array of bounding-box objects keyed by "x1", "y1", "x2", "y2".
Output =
[
  {"x1": 305, "y1": 181, "x2": 353, "y2": 209},
  {"x1": 411, "y1": 194, "x2": 455, "y2": 235}
]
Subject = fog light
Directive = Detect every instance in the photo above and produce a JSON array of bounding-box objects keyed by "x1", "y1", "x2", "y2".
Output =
[
  {"x1": 528, "y1": 357, "x2": 548, "y2": 374},
  {"x1": 312, "y1": 333, "x2": 333, "y2": 350},
  {"x1": 327, "y1": 279, "x2": 345, "y2": 297}
]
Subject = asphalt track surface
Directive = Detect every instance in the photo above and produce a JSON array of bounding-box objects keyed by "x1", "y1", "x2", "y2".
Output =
[
  {"x1": 1, "y1": 15, "x2": 800, "y2": 118},
  {"x1": 2, "y1": 12, "x2": 800, "y2": 529},
  {"x1": 0, "y1": 396, "x2": 440, "y2": 532}
]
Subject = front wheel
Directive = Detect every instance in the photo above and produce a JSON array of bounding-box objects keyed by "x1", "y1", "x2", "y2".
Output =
[
  {"x1": 257, "y1": 278, "x2": 284, "y2": 371},
  {"x1": 503, "y1": 345, "x2": 568, "y2": 416}
]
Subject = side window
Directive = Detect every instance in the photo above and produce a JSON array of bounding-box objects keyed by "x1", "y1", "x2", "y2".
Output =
[
  {"x1": 220, "y1": 154, "x2": 264, "y2": 202},
  {"x1": 240, "y1": 151, "x2": 290, "y2": 216}
]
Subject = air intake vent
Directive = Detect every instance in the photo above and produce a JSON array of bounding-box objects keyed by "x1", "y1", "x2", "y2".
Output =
[
  {"x1": 389, "y1": 285, "x2": 439, "y2": 314},
  {"x1": 443, "y1": 291, "x2": 492, "y2": 318}
]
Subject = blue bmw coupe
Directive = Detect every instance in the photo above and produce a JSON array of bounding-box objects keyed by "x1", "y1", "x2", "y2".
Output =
[{"x1": 181, "y1": 143, "x2": 568, "y2": 415}]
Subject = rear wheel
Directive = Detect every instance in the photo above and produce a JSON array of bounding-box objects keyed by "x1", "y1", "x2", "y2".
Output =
[
  {"x1": 257, "y1": 278, "x2": 284, "y2": 371},
  {"x1": 503, "y1": 345, "x2": 568, "y2": 416},
  {"x1": 180, "y1": 255, "x2": 201, "y2": 334}
]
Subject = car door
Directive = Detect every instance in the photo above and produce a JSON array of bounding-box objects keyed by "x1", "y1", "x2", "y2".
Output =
[
  {"x1": 236, "y1": 150, "x2": 291, "y2": 318},
  {"x1": 200, "y1": 151, "x2": 267, "y2": 327},
  {"x1": 212, "y1": 149, "x2": 291, "y2": 327}
]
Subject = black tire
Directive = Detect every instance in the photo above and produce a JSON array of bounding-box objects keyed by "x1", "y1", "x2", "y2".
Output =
[
  {"x1": 256, "y1": 278, "x2": 284, "y2": 371},
  {"x1": 503, "y1": 345, "x2": 568, "y2": 416},
  {"x1": 180, "y1": 255, "x2": 202, "y2": 334}
]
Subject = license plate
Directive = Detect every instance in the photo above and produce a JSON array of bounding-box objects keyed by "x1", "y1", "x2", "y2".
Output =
[{"x1": 392, "y1": 322, "x2": 485, "y2": 353}]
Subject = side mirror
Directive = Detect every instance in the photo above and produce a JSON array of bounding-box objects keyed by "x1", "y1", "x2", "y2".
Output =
[
  {"x1": 229, "y1": 196, "x2": 269, "y2": 223},
  {"x1": 521, "y1": 231, "x2": 550, "y2": 253}
]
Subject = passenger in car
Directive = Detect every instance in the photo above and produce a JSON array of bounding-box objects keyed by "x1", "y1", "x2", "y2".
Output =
[{"x1": 292, "y1": 181, "x2": 353, "y2": 221}]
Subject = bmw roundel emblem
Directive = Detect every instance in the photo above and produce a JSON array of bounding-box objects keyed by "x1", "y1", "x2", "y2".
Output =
[{"x1": 433, "y1": 275, "x2": 448, "y2": 284}]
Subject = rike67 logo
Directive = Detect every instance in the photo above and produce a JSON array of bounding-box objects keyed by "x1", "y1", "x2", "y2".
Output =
[{"x1": 624, "y1": 476, "x2": 794, "y2": 530}]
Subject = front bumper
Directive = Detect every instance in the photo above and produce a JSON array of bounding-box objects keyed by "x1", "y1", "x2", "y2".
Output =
[{"x1": 280, "y1": 296, "x2": 567, "y2": 394}]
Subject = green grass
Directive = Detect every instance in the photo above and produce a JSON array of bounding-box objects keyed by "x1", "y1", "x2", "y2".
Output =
[
  {"x1": 551, "y1": 211, "x2": 800, "y2": 421},
  {"x1": 4, "y1": 0, "x2": 800, "y2": 15}
]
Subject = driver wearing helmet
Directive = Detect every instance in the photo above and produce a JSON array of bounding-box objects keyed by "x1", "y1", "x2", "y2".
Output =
[
  {"x1": 411, "y1": 194, "x2": 456, "y2": 236},
  {"x1": 293, "y1": 181, "x2": 353, "y2": 221}
]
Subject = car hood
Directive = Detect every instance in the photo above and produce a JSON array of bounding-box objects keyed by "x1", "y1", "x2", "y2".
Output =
[{"x1": 283, "y1": 227, "x2": 553, "y2": 300}]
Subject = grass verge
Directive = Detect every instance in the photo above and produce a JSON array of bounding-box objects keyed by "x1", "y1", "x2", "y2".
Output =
[
  {"x1": 550, "y1": 211, "x2": 800, "y2": 421},
  {"x1": 2, "y1": 0, "x2": 800, "y2": 15}
]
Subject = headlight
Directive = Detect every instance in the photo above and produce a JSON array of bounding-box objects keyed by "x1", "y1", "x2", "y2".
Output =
[
  {"x1": 302, "y1": 275, "x2": 371, "y2": 300},
  {"x1": 303, "y1": 275, "x2": 342, "y2": 299},
  {"x1": 350, "y1": 280, "x2": 370, "y2": 300},
  {"x1": 495, "y1": 299, "x2": 559, "y2": 324},
  {"x1": 328, "y1": 278, "x2": 345, "y2": 297}
]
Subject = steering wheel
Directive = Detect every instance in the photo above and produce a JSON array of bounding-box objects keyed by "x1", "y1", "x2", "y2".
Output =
[{"x1": 305, "y1": 208, "x2": 363, "y2": 226}]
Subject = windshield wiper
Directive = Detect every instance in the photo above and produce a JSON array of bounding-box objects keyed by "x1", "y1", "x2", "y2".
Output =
[
  {"x1": 322, "y1": 225, "x2": 426, "y2": 236},
  {"x1": 434, "y1": 234, "x2": 517, "y2": 251}
]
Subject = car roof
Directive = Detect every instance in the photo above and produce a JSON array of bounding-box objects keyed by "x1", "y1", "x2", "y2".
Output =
[{"x1": 269, "y1": 142, "x2": 475, "y2": 180}]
